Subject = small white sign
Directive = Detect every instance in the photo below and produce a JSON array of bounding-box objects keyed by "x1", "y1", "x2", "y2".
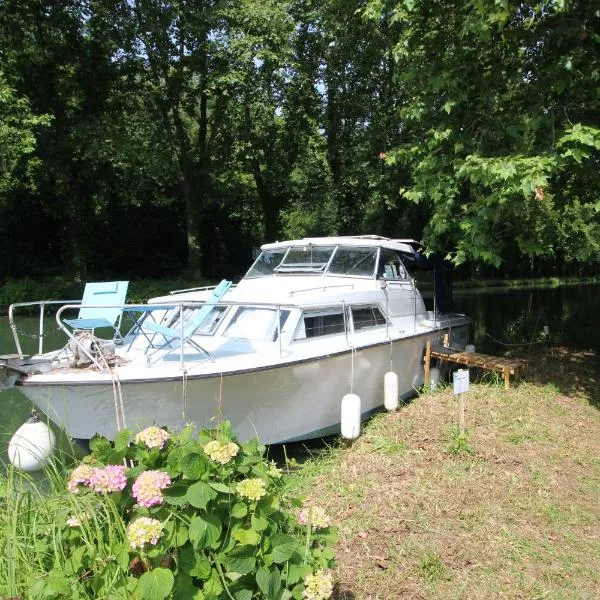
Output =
[{"x1": 453, "y1": 369, "x2": 470, "y2": 395}]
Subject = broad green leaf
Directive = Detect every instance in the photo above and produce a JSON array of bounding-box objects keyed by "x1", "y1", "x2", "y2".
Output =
[
  {"x1": 286, "y1": 563, "x2": 312, "y2": 585},
  {"x1": 189, "y1": 514, "x2": 222, "y2": 549},
  {"x1": 270, "y1": 534, "x2": 299, "y2": 564},
  {"x1": 113, "y1": 428, "x2": 132, "y2": 451},
  {"x1": 137, "y1": 568, "x2": 174, "y2": 600},
  {"x1": 187, "y1": 481, "x2": 217, "y2": 510},
  {"x1": 182, "y1": 452, "x2": 209, "y2": 480},
  {"x1": 46, "y1": 573, "x2": 71, "y2": 596},
  {"x1": 190, "y1": 555, "x2": 212, "y2": 580},
  {"x1": 163, "y1": 482, "x2": 189, "y2": 506},
  {"x1": 231, "y1": 502, "x2": 248, "y2": 518},
  {"x1": 256, "y1": 566, "x2": 282, "y2": 599},
  {"x1": 224, "y1": 545, "x2": 256, "y2": 575},
  {"x1": 203, "y1": 571, "x2": 224, "y2": 600},
  {"x1": 232, "y1": 526, "x2": 260, "y2": 546},
  {"x1": 233, "y1": 588, "x2": 253, "y2": 600},
  {"x1": 66, "y1": 545, "x2": 86, "y2": 574},
  {"x1": 208, "y1": 481, "x2": 231, "y2": 493},
  {"x1": 173, "y1": 574, "x2": 205, "y2": 600},
  {"x1": 251, "y1": 514, "x2": 269, "y2": 532}
]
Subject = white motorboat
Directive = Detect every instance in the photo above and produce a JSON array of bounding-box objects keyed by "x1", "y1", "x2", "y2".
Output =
[{"x1": 1, "y1": 236, "x2": 470, "y2": 444}]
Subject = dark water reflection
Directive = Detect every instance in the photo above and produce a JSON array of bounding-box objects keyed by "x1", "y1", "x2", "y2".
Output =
[
  {"x1": 1, "y1": 282, "x2": 599, "y2": 469},
  {"x1": 452, "y1": 282, "x2": 600, "y2": 354}
]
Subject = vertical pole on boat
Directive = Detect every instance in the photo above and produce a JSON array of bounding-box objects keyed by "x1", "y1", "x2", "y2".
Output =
[
  {"x1": 180, "y1": 302, "x2": 184, "y2": 371},
  {"x1": 38, "y1": 302, "x2": 45, "y2": 355},
  {"x1": 412, "y1": 278, "x2": 417, "y2": 333},
  {"x1": 277, "y1": 305, "x2": 282, "y2": 358},
  {"x1": 8, "y1": 304, "x2": 24, "y2": 359}
]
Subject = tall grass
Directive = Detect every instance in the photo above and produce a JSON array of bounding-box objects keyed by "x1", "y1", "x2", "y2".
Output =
[{"x1": 0, "y1": 433, "x2": 128, "y2": 599}]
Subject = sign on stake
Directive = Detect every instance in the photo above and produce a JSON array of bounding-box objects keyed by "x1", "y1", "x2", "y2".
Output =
[{"x1": 453, "y1": 369, "x2": 470, "y2": 432}]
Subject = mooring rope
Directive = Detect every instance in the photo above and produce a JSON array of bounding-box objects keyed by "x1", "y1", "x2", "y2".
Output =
[
  {"x1": 349, "y1": 345, "x2": 356, "y2": 394},
  {"x1": 216, "y1": 370, "x2": 224, "y2": 424}
]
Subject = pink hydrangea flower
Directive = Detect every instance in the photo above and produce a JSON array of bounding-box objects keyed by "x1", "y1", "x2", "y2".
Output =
[
  {"x1": 132, "y1": 470, "x2": 171, "y2": 508},
  {"x1": 88, "y1": 465, "x2": 127, "y2": 494},
  {"x1": 67, "y1": 464, "x2": 96, "y2": 493}
]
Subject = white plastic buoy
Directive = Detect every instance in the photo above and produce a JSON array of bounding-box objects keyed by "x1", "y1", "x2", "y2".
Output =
[
  {"x1": 384, "y1": 371, "x2": 399, "y2": 411},
  {"x1": 341, "y1": 393, "x2": 361, "y2": 440},
  {"x1": 429, "y1": 367, "x2": 441, "y2": 390},
  {"x1": 465, "y1": 344, "x2": 476, "y2": 353},
  {"x1": 8, "y1": 411, "x2": 56, "y2": 472}
]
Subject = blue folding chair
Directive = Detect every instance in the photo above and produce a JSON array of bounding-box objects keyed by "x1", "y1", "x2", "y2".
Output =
[
  {"x1": 144, "y1": 279, "x2": 232, "y2": 362},
  {"x1": 63, "y1": 281, "x2": 129, "y2": 342}
]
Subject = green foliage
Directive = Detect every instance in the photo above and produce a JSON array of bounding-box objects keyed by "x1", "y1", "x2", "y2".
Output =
[
  {"x1": 444, "y1": 426, "x2": 473, "y2": 456},
  {"x1": 0, "y1": 423, "x2": 337, "y2": 599},
  {"x1": 0, "y1": 0, "x2": 598, "y2": 279},
  {"x1": 0, "y1": 73, "x2": 50, "y2": 195}
]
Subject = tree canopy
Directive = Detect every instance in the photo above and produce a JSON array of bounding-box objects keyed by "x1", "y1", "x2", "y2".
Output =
[{"x1": 0, "y1": 0, "x2": 597, "y2": 280}]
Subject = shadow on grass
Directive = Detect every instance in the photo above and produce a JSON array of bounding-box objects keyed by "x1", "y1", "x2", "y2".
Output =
[{"x1": 518, "y1": 346, "x2": 600, "y2": 408}]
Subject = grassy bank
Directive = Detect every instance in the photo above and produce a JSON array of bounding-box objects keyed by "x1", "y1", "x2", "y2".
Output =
[{"x1": 291, "y1": 346, "x2": 600, "y2": 599}]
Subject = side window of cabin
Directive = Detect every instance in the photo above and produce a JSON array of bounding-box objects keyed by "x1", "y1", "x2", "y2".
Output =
[
  {"x1": 351, "y1": 306, "x2": 387, "y2": 331},
  {"x1": 294, "y1": 310, "x2": 346, "y2": 339},
  {"x1": 377, "y1": 249, "x2": 408, "y2": 280}
]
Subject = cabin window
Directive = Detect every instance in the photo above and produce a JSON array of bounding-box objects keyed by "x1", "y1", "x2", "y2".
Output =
[
  {"x1": 223, "y1": 307, "x2": 289, "y2": 341},
  {"x1": 328, "y1": 247, "x2": 378, "y2": 277},
  {"x1": 351, "y1": 306, "x2": 387, "y2": 331},
  {"x1": 295, "y1": 309, "x2": 346, "y2": 339},
  {"x1": 377, "y1": 249, "x2": 408, "y2": 280}
]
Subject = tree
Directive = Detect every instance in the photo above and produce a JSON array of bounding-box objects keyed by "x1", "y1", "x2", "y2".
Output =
[{"x1": 379, "y1": 0, "x2": 599, "y2": 268}]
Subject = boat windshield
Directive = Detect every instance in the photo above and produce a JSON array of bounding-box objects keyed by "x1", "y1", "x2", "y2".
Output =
[
  {"x1": 275, "y1": 246, "x2": 336, "y2": 273},
  {"x1": 328, "y1": 246, "x2": 378, "y2": 277},
  {"x1": 245, "y1": 244, "x2": 379, "y2": 278},
  {"x1": 245, "y1": 249, "x2": 288, "y2": 278}
]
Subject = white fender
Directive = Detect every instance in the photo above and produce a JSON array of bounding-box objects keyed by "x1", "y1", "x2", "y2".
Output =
[
  {"x1": 384, "y1": 371, "x2": 399, "y2": 411},
  {"x1": 341, "y1": 393, "x2": 361, "y2": 440},
  {"x1": 8, "y1": 412, "x2": 56, "y2": 472}
]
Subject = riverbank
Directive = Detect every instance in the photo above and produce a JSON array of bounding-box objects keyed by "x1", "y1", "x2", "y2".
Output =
[{"x1": 292, "y1": 346, "x2": 600, "y2": 598}]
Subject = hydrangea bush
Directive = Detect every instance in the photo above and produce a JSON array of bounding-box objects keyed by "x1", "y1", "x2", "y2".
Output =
[{"x1": 34, "y1": 422, "x2": 337, "y2": 599}]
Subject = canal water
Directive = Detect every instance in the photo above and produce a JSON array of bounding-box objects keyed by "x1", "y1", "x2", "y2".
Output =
[{"x1": 1, "y1": 282, "x2": 599, "y2": 470}]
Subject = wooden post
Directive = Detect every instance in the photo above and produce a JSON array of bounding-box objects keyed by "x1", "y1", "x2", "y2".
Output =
[
  {"x1": 424, "y1": 339, "x2": 431, "y2": 385},
  {"x1": 443, "y1": 333, "x2": 449, "y2": 348},
  {"x1": 458, "y1": 393, "x2": 465, "y2": 433},
  {"x1": 503, "y1": 366, "x2": 510, "y2": 390}
]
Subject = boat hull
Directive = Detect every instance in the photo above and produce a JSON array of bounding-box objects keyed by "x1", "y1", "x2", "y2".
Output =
[{"x1": 18, "y1": 329, "x2": 463, "y2": 444}]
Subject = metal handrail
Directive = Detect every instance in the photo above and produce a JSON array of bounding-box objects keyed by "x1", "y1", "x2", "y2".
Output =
[{"x1": 9, "y1": 299, "x2": 80, "y2": 358}]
